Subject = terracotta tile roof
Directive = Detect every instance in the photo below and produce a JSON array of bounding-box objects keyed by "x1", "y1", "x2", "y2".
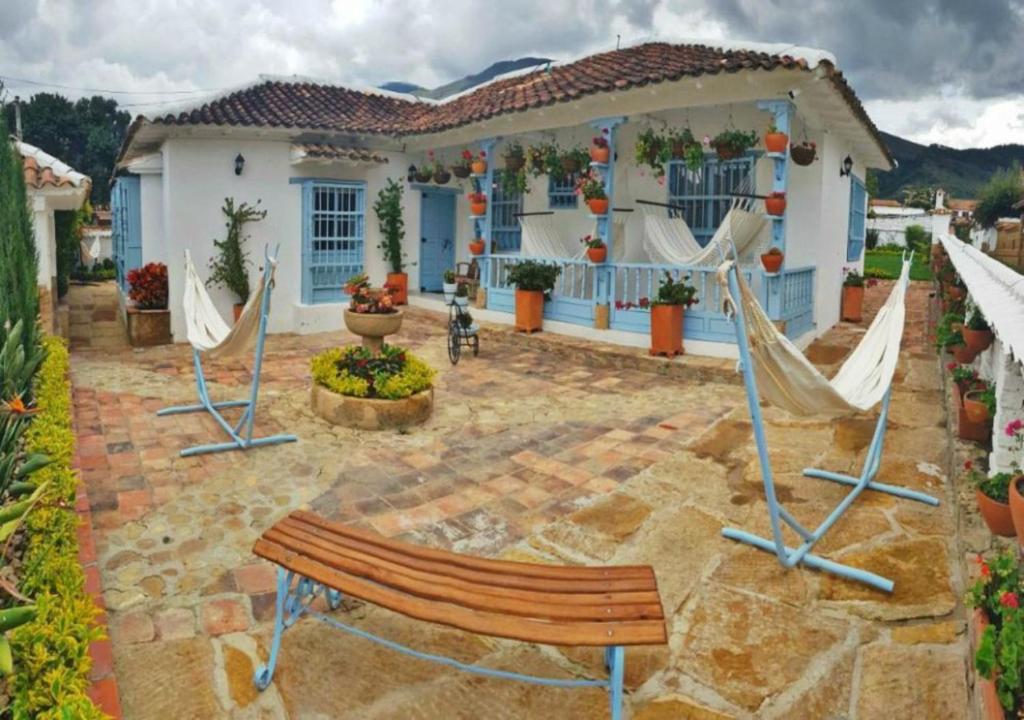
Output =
[
  {"x1": 133, "y1": 41, "x2": 890, "y2": 164},
  {"x1": 946, "y1": 198, "x2": 977, "y2": 212},
  {"x1": 17, "y1": 140, "x2": 91, "y2": 191},
  {"x1": 292, "y1": 143, "x2": 389, "y2": 164},
  {"x1": 869, "y1": 199, "x2": 902, "y2": 207}
]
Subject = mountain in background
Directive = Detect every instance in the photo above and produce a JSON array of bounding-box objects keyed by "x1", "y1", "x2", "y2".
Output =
[{"x1": 380, "y1": 57, "x2": 550, "y2": 99}]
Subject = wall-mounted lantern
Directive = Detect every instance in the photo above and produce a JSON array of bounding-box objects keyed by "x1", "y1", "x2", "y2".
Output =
[
  {"x1": 407, "y1": 164, "x2": 417, "y2": 182},
  {"x1": 839, "y1": 155, "x2": 853, "y2": 178},
  {"x1": 234, "y1": 153, "x2": 245, "y2": 176}
]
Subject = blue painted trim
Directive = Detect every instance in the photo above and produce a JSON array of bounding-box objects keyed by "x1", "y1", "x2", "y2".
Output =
[
  {"x1": 289, "y1": 177, "x2": 368, "y2": 187},
  {"x1": 410, "y1": 183, "x2": 460, "y2": 195}
]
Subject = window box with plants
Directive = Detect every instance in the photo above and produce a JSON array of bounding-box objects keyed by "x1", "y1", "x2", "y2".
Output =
[
  {"x1": 310, "y1": 344, "x2": 435, "y2": 430},
  {"x1": 761, "y1": 247, "x2": 784, "y2": 274},
  {"x1": 711, "y1": 128, "x2": 758, "y2": 161},
  {"x1": 964, "y1": 308, "x2": 994, "y2": 356},
  {"x1": 968, "y1": 460, "x2": 1016, "y2": 537},
  {"x1": 126, "y1": 262, "x2": 171, "y2": 346},
  {"x1": 507, "y1": 260, "x2": 561, "y2": 333},
  {"x1": 342, "y1": 273, "x2": 403, "y2": 352},
  {"x1": 580, "y1": 234, "x2": 607, "y2": 263},
  {"x1": 374, "y1": 179, "x2": 408, "y2": 304},
  {"x1": 206, "y1": 198, "x2": 266, "y2": 321},
  {"x1": 575, "y1": 170, "x2": 608, "y2": 216}
]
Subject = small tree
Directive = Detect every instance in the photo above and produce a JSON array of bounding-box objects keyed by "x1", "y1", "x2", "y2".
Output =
[
  {"x1": 974, "y1": 164, "x2": 1023, "y2": 229},
  {"x1": 373, "y1": 179, "x2": 405, "y2": 274},
  {"x1": 207, "y1": 198, "x2": 265, "y2": 304},
  {"x1": 0, "y1": 137, "x2": 39, "y2": 354},
  {"x1": 904, "y1": 224, "x2": 931, "y2": 254}
]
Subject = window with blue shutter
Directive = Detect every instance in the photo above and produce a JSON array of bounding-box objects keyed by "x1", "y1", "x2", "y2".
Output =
[
  {"x1": 300, "y1": 180, "x2": 365, "y2": 304},
  {"x1": 491, "y1": 171, "x2": 523, "y2": 253},
  {"x1": 111, "y1": 176, "x2": 141, "y2": 291},
  {"x1": 667, "y1": 156, "x2": 754, "y2": 246},
  {"x1": 847, "y1": 176, "x2": 867, "y2": 261},
  {"x1": 548, "y1": 173, "x2": 577, "y2": 209}
]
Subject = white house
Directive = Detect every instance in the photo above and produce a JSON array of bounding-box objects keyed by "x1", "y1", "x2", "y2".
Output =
[
  {"x1": 866, "y1": 191, "x2": 953, "y2": 248},
  {"x1": 113, "y1": 41, "x2": 893, "y2": 357}
]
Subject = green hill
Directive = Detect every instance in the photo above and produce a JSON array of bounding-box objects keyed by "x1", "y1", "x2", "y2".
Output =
[{"x1": 876, "y1": 131, "x2": 1024, "y2": 200}]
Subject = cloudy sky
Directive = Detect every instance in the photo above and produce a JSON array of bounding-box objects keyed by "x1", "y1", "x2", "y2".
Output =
[{"x1": 1, "y1": 0, "x2": 1022, "y2": 148}]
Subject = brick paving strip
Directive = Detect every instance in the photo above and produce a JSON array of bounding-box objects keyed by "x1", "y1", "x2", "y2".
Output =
[{"x1": 67, "y1": 280, "x2": 970, "y2": 719}]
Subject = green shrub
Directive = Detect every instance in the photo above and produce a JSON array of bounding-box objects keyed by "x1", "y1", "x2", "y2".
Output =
[
  {"x1": 904, "y1": 224, "x2": 931, "y2": 255},
  {"x1": 373, "y1": 179, "x2": 406, "y2": 274},
  {"x1": 311, "y1": 344, "x2": 435, "y2": 400},
  {"x1": 975, "y1": 164, "x2": 1023, "y2": 229},
  {"x1": 507, "y1": 260, "x2": 561, "y2": 296},
  {"x1": 9, "y1": 338, "x2": 105, "y2": 719},
  {"x1": 0, "y1": 138, "x2": 40, "y2": 355}
]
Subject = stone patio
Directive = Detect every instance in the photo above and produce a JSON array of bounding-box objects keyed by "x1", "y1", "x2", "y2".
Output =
[{"x1": 69, "y1": 280, "x2": 969, "y2": 719}]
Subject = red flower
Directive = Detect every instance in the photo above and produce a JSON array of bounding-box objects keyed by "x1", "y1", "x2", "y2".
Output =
[
  {"x1": 638, "y1": 297, "x2": 650, "y2": 309},
  {"x1": 461, "y1": 149, "x2": 472, "y2": 161},
  {"x1": 981, "y1": 562, "x2": 991, "y2": 579},
  {"x1": 946, "y1": 362, "x2": 957, "y2": 371},
  {"x1": 964, "y1": 460, "x2": 973, "y2": 471},
  {"x1": 614, "y1": 300, "x2": 624, "y2": 310},
  {"x1": 1001, "y1": 591, "x2": 1019, "y2": 609}
]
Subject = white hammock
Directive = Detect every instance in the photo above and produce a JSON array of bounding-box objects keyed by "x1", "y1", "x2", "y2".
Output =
[
  {"x1": 79, "y1": 237, "x2": 101, "y2": 266},
  {"x1": 610, "y1": 214, "x2": 646, "y2": 263},
  {"x1": 519, "y1": 215, "x2": 583, "y2": 259},
  {"x1": 644, "y1": 206, "x2": 768, "y2": 267},
  {"x1": 182, "y1": 250, "x2": 271, "y2": 359},
  {"x1": 718, "y1": 257, "x2": 910, "y2": 417}
]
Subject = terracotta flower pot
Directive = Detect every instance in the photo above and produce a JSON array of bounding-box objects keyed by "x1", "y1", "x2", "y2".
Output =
[
  {"x1": 841, "y1": 285, "x2": 864, "y2": 322},
  {"x1": 973, "y1": 609, "x2": 1007, "y2": 720},
  {"x1": 386, "y1": 272, "x2": 408, "y2": 305},
  {"x1": 514, "y1": 289, "x2": 544, "y2": 333},
  {"x1": 760, "y1": 252, "x2": 784, "y2": 274},
  {"x1": 964, "y1": 327, "x2": 994, "y2": 355},
  {"x1": 650, "y1": 304, "x2": 684, "y2": 357},
  {"x1": 470, "y1": 202, "x2": 487, "y2": 216},
  {"x1": 1010, "y1": 476, "x2": 1024, "y2": 547},
  {"x1": 952, "y1": 344, "x2": 978, "y2": 364},
  {"x1": 470, "y1": 160, "x2": 487, "y2": 175},
  {"x1": 469, "y1": 240, "x2": 486, "y2": 256},
  {"x1": 954, "y1": 382, "x2": 989, "y2": 442},
  {"x1": 964, "y1": 390, "x2": 991, "y2": 424},
  {"x1": 590, "y1": 146, "x2": 610, "y2": 164},
  {"x1": 586, "y1": 246, "x2": 607, "y2": 263},
  {"x1": 976, "y1": 488, "x2": 1016, "y2": 537},
  {"x1": 587, "y1": 197, "x2": 609, "y2": 215},
  {"x1": 233, "y1": 303, "x2": 244, "y2": 323},
  {"x1": 126, "y1": 307, "x2": 172, "y2": 347},
  {"x1": 947, "y1": 286, "x2": 966, "y2": 301},
  {"x1": 765, "y1": 195, "x2": 787, "y2": 216},
  {"x1": 764, "y1": 132, "x2": 788, "y2": 153}
]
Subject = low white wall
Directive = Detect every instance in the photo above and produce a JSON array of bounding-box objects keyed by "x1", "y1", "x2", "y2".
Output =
[
  {"x1": 867, "y1": 214, "x2": 951, "y2": 248},
  {"x1": 974, "y1": 337, "x2": 1024, "y2": 473}
]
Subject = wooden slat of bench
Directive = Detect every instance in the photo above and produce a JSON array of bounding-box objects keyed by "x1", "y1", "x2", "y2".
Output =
[
  {"x1": 263, "y1": 530, "x2": 664, "y2": 623},
  {"x1": 289, "y1": 510, "x2": 652, "y2": 581},
  {"x1": 277, "y1": 517, "x2": 655, "y2": 595},
  {"x1": 255, "y1": 539, "x2": 668, "y2": 647}
]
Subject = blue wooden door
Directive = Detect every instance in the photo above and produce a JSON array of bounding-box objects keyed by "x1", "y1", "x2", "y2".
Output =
[
  {"x1": 111, "y1": 176, "x2": 141, "y2": 291},
  {"x1": 419, "y1": 191, "x2": 455, "y2": 291}
]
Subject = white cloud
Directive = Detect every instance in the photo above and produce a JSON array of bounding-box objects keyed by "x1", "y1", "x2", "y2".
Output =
[{"x1": 866, "y1": 94, "x2": 1024, "y2": 149}]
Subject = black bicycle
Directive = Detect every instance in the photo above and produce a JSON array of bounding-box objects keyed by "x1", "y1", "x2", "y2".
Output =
[{"x1": 447, "y1": 300, "x2": 479, "y2": 364}]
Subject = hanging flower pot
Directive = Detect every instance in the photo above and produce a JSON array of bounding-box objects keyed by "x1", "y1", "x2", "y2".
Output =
[
  {"x1": 964, "y1": 389, "x2": 992, "y2": 424},
  {"x1": 433, "y1": 168, "x2": 451, "y2": 184},
  {"x1": 790, "y1": 143, "x2": 817, "y2": 166},
  {"x1": 471, "y1": 154, "x2": 487, "y2": 175},
  {"x1": 452, "y1": 164, "x2": 471, "y2": 179},
  {"x1": 587, "y1": 197, "x2": 609, "y2": 215},
  {"x1": 561, "y1": 155, "x2": 581, "y2": 174},
  {"x1": 760, "y1": 248, "x2": 784, "y2": 273},
  {"x1": 764, "y1": 131, "x2": 788, "y2": 153},
  {"x1": 469, "y1": 239, "x2": 486, "y2": 256},
  {"x1": 414, "y1": 167, "x2": 434, "y2": 183},
  {"x1": 947, "y1": 286, "x2": 966, "y2": 301},
  {"x1": 504, "y1": 148, "x2": 525, "y2": 172},
  {"x1": 765, "y1": 192, "x2": 787, "y2": 217}
]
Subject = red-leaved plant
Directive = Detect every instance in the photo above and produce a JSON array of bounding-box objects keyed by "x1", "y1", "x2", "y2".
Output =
[{"x1": 127, "y1": 262, "x2": 169, "y2": 310}]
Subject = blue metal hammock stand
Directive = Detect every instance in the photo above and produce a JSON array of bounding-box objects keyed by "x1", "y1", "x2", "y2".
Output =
[
  {"x1": 156, "y1": 247, "x2": 297, "y2": 457},
  {"x1": 720, "y1": 261, "x2": 939, "y2": 592},
  {"x1": 254, "y1": 568, "x2": 628, "y2": 719}
]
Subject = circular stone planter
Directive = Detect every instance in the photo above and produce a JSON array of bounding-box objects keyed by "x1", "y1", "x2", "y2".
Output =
[
  {"x1": 311, "y1": 383, "x2": 433, "y2": 430},
  {"x1": 343, "y1": 309, "x2": 404, "y2": 352}
]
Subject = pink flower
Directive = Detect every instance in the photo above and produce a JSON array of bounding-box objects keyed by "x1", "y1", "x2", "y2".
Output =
[{"x1": 1005, "y1": 419, "x2": 1024, "y2": 437}]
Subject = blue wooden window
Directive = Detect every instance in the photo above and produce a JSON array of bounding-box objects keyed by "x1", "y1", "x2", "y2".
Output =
[
  {"x1": 492, "y1": 171, "x2": 523, "y2": 253},
  {"x1": 667, "y1": 155, "x2": 754, "y2": 246},
  {"x1": 847, "y1": 176, "x2": 867, "y2": 262},
  {"x1": 111, "y1": 175, "x2": 141, "y2": 292},
  {"x1": 548, "y1": 173, "x2": 577, "y2": 209},
  {"x1": 300, "y1": 180, "x2": 365, "y2": 304}
]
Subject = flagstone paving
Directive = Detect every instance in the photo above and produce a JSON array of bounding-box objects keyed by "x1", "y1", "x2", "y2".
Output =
[{"x1": 67, "y1": 280, "x2": 969, "y2": 719}]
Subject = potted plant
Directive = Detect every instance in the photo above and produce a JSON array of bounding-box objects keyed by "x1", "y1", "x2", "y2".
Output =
[
  {"x1": 790, "y1": 141, "x2": 817, "y2": 166},
  {"x1": 969, "y1": 459, "x2": 1017, "y2": 537},
  {"x1": 668, "y1": 128, "x2": 704, "y2": 173},
  {"x1": 965, "y1": 308, "x2": 994, "y2": 355},
  {"x1": 590, "y1": 129, "x2": 610, "y2": 164},
  {"x1": 841, "y1": 266, "x2": 865, "y2": 322},
  {"x1": 342, "y1": 273, "x2": 403, "y2": 353},
  {"x1": 711, "y1": 128, "x2": 758, "y2": 160},
  {"x1": 764, "y1": 120, "x2": 788, "y2": 153},
  {"x1": 634, "y1": 128, "x2": 669, "y2": 177},
  {"x1": 452, "y1": 150, "x2": 473, "y2": 179},
  {"x1": 468, "y1": 191, "x2": 488, "y2": 216},
  {"x1": 949, "y1": 363, "x2": 989, "y2": 442},
  {"x1": 967, "y1": 550, "x2": 1022, "y2": 719},
  {"x1": 506, "y1": 260, "x2": 561, "y2": 333},
  {"x1": 764, "y1": 191, "x2": 787, "y2": 217},
  {"x1": 453, "y1": 282, "x2": 470, "y2": 308},
  {"x1": 503, "y1": 140, "x2": 525, "y2": 172},
  {"x1": 1003, "y1": 420, "x2": 1024, "y2": 546},
  {"x1": 206, "y1": 197, "x2": 266, "y2": 322},
  {"x1": 468, "y1": 238, "x2": 486, "y2": 256},
  {"x1": 648, "y1": 271, "x2": 699, "y2": 357},
  {"x1": 442, "y1": 270, "x2": 457, "y2": 304},
  {"x1": 560, "y1": 146, "x2": 590, "y2": 176},
  {"x1": 527, "y1": 142, "x2": 560, "y2": 177},
  {"x1": 575, "y1": 171, "x2": 608, "y2": 215},
  {"x1": 471, "y1": 150, "x2": 487, "y2": 175},
  {"x1": 414, "y1": 161, "x2": 434, "y2": 183},
  {"x1": 126, "y1": 262, "x2": 171, "y2": 346},
  {"x1": 433, "y1": 161, "x2": 451, "y2": 185},
  {"x1": 580, "y1": 234, "x2": 607, "y2": 263},
  {"x1": 760, "y1": 247, "x2": 784, "y2": 274},
  {"x1": 952, "y1": 333, "x2": 978, "y2": 364},
  {"x1": 965, "y1": 382, "x2": 996, "y2": 425},
  {"x1": 373, "y1": 179, "x2": 408, "y2": 305}
]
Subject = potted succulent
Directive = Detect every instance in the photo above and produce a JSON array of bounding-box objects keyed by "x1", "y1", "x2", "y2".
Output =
[
  {"x1": 342, "y1": 273, "x2": 402, "y2": 353},
  {"x1": 1004, "y1": 420, "x2": 1024, "y2": 546},
  {"x1": 506, "y1": 260, "x2": 561, "y2": 333},
  {"x1": 206, "y1": 198, "x2": 265, "y2": 322},
  {"x1": 373, "y1": 179, "x2": 408, "y2": 304},
  {"x1": 764, "y1": 191, "x2": 787, "y2": 217},
  {"x1": 471, "y1": 150, "x2": 488, "y2": 175},
  {"x1": 575, "y1": 171, "x2": 608, "y2": 215},
  {"x1": 468, "y1": 191, "x2": 488, "y2": 216},
  {"x1": 964, "y1": 308, "x2": 994, "y2": 355},
  {"x1": 468, "y1": 238, "x2": 486, "y2": 256},
  {"x1": 760, "y1": 247, "x2": 784, "y2": 274},
  {"x1": 969, "y1": 459, "x2": 1017, "y2": 537},
  {"x1": 442, "y1": 269, "x2": 457, "y2": 304},
  {"x1": 965, "y1": 382, "x2": 996, "y2": 425},
  {"x1": 590, "y1": 129, "x2": 610, "y2": 164},
  {"x1": 790, "y1": 140, "x2": 817, "y2": 166},
  {"x1": 503, "y1": 140, "x2": 525, "y2": 172},
  {"x1": 635, "y1": 127, "x2": 669, "y2": 177},
  {"x1": 764, "y1": 120, "x2": 788, "y2": 153},
  {"x1": 711, "y1": 128, "x2": 758, "y2": 160},
  {"x1": 580, "y1": 234, "x2": 607, "y2": 263},
  {"x1": 841, "y1": 267, "x2": 865, "y2": 322},
  {"x1": 647, "y1": 271, "x2": 698, "y2": 357},
  {"x1": 452, "y1": 150, "x2": 473, "y2": 179},
  {"x1": 126, "y1": 262, "x2": 171, "y2": 346}
]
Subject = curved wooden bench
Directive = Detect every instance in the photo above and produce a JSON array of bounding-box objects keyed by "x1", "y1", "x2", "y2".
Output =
[{"x1": 252, "y1": 510, "x2": 667, "y2": 718}]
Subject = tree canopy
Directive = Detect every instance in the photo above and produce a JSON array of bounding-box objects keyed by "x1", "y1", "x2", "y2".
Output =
[{"x1": 974, "y1": 164, "x2": 1023, "y2": 228}]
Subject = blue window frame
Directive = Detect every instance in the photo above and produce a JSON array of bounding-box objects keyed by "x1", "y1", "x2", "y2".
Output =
[
  {"x1": 847, "y1": 176, "x2": 867, "y2": 262},
  {"x1": 667, "y1": 155, "x2": 755, "y2": 246},
  {"x1": 299, "y1": 180, "x2": 365, "y2": 304},
  {"x1": 548, "y1": 173, "x2": 577, "y2": 209},
  {"x1": 492, "y1": 171, "x2": 523, "y2": 253},
  {"x1": 111, "y1": 175, "x2": 141, "y2": 292}
]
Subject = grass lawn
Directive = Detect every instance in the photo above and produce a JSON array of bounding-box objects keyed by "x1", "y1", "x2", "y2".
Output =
[{"x1": 865, "y1": 250, "x2": 933, "y2": 281}]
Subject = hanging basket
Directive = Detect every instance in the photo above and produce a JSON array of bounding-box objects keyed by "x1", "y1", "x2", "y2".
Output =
[
  {"x1": 790, "y1": 144, "x2": 817, "y2": 166},
  {"x1": 433, "y1": 169, "x2": 452, "y2": 184},
  {"x1": 414, "y1": 169, "x2": 434, "y2": 183},
  {"x1": 504, "y1": 153, "x2": 525, "y2": 172},
  {"x1": 452, "y1": 165, "x2": 471, "y2": 179},
  {"x1": 714, "y1": 144, "x2": 744, "y2": 161},
  {"x1": 561, "y1": 156, "x2": 581, "y2": 174}
]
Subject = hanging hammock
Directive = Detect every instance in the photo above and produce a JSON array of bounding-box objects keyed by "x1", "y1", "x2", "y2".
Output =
[
  {"x1": 182, "y1": 249, "x2": 269, "y2": 359},
  {"x1": 519, "y1": 215, "x2": 583, "y2": 260}
]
